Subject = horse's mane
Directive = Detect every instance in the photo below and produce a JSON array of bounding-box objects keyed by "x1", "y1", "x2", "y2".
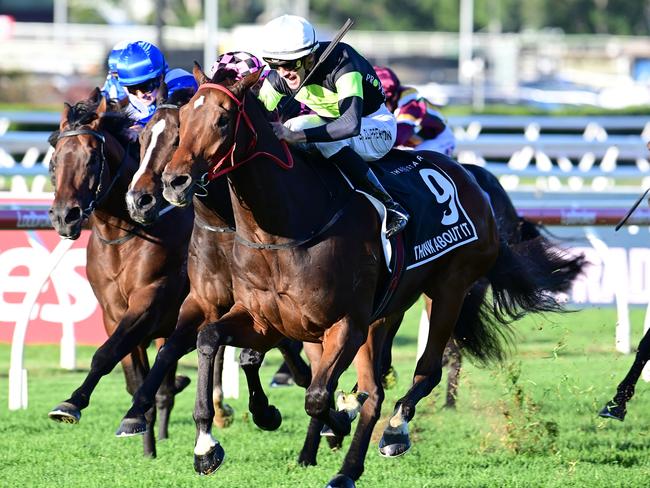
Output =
[
  {"x1": 50, "y1": 94, "x2": 136, "y2": 148},
  {"x1": 210, "y1": 68, "x2": 239, "y2": 86}
]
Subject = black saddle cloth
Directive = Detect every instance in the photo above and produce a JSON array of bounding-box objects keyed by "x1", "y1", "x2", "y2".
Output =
[{"x1": 369, "y1": 149, "x2": 479, "y2": 271}]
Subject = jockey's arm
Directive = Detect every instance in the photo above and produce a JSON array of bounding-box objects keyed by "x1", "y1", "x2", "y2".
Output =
[{"x1": 302, "y1": 95, "x2": 362, "y2": 143}]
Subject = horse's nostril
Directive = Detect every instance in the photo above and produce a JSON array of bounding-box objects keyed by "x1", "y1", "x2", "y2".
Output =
[
  {"x1": 170, "y1": 175, "x2": 190, "y2": 190},
  {"x1": 137, "y1": 193, "x2": 155, "y2": 209},
  {"x1": 64, "y1": 206, "x2": 82, "y2": 225}
]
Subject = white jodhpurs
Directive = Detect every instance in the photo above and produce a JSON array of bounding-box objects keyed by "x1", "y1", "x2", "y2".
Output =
[{"x1": 284, "y1": 104, "x2": 397, "y2": 161}]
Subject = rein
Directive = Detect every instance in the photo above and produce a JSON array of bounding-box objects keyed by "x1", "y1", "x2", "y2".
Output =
[
  {"x1": 196, "y1": 83, "x2": 294, "y2": 180},
  {"x1": 233, "y1": 204, "x2": 348, "y2": 250}
]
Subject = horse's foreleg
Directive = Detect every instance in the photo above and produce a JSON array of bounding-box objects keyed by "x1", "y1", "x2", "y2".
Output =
[
  {"x1": 116, "y1": 298, "x2": 203, "y2": 437},
  {"x1": 49, "y1": 291, "x2": 161, "y2": 425},
  {"x1": 211, "y1": 345, "x2": 235, "y2": 428},
  {"x1": 122, "y1": 345, "x2": 157, "y2": 457},
  {"x1": 239, "y1": 348, "x2": 281, "y2": 431},
  {"x1": 297, "y1": 342, "x2": 324, "y2": 466},
  {"x1": 329, "y1": 322, "x2": 388, "y2": 487},
  {"x1": 276, "y1": 338, "x2": 312, "y2": 388},
  {"x1": 379, "y1": 286, "x2": 467, "y2": 458},
  {"x1": 305, "y1": 318, "x2": 367, "y2": 438},
  {"x1": 193, "y1": 305, "x2": 281, "y2": 475},
  {"x1": 600, "y1": 328, "x2": 650, "y2": 421}
]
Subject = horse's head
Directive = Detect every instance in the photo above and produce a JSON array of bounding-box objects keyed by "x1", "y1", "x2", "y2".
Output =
[
  {"x1": 162, "y1": 62, "x2": 262, "y2": 207},
  {"x1": 49, "y1": 89, "x2": 110, "y2": 238},
  {"x1": 49, "y1": 89, "x2": 133, "y2": 238},
  {"x1": 126, "y1": 83, "x2": 193, "y2": 225}
]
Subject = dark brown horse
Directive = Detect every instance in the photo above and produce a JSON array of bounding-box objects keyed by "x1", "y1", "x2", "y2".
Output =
[
  {"x1": 160, "y1": 68, "x2": 568, "y2": 486},
  {"x1": 46, "y1": 90, "x2": 193, "y2": 457},
  {"x1": 599, "y1": 330, "x2": 650, "y2": 421},
  {"x1": 116, "y1": 85, "x2": 311, "y2": 437}
]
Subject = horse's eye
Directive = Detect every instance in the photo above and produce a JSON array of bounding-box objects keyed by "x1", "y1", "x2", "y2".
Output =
[{"x1": 217, "y1": 116, "x2": 229, "y2": 128}]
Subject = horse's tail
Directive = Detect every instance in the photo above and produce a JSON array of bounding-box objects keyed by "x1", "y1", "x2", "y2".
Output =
[
  {"x1": 516, "y1": 217, "x2": 587, "y2": 292},
  {"x1": 453, "y1": 236, "x2": 586, "y2": 365}
]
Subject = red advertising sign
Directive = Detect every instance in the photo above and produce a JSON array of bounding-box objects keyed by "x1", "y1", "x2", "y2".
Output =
[{"x1": 0, "y1": 230, "x2": 106, "y2": 345}]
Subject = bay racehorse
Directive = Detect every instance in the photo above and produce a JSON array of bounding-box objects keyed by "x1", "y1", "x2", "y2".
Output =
[
  {"x1": 116, "y1": 84, "x2": 311, "y2": 437},
  {"x1": 160, "y1": 67, "x2": 570, "y2": 487},
  {"x1": 47, "y1": 90, "x2": 193, "y2": 457}
]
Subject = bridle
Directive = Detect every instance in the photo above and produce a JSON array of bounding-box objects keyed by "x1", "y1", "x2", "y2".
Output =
[
  {"x1": 195, "y1": 82, "x2": 294, "y2": 181},
  {"x1": 57, "y1": 127, "x2": 129, "y2": 219}
]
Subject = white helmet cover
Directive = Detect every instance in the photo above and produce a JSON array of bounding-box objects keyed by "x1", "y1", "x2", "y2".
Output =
[{"x1": 261, "y1": 15, "x2": 320, "y2": 61}]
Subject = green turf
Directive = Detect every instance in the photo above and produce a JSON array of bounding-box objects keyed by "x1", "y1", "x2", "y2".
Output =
[{"x1": 1, "y1": 304, "x2": 650, "y2": 487}]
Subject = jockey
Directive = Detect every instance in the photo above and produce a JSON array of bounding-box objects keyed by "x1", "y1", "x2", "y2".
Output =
[
  {"x1": 165, "y1": 68, "x2": 199, "y2": 99},
  {"x1": 101, "y1": 40, "x2": 129, "y2": 103},
  {"x1": 115, "y1": 41, "x2": 197, "y2": 130},
  {"x1": 258, "y1": 14, "x2": 409, "y2": 238},
  {"x1": 374, "y1": 65, "x2": 456, "y2": 157}
]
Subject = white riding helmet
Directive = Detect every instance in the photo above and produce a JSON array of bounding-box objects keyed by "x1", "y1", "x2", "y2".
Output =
[{"x1": 261, "y1": 15, "x2": 319, "y2": 61}]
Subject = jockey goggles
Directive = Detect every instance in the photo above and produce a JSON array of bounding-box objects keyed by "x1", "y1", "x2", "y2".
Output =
[
  {"x1": 263, "y1": 57, "x2": 303, "y2": 71},
  {"x1": 125, "y1": 77, "x2": 161, "y2": 94}
]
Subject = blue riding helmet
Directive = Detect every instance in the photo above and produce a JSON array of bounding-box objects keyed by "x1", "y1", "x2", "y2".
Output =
[
  {"x1": 107, "y1": 40, "x2": 130, "y2": 74},
  {"x1": 165, "y1": 68, "x2": 198, "y2": 97},
  {"x1": 116, "y1": 41, "x2": 167, "y2": 86}
]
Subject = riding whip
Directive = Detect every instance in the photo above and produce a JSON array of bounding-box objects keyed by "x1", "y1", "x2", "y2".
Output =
[
  {"x1": 280, "y1": 17, "x2": 355, "y2": 111},
  {"x1": 615, "y1": 187, "x2": 650, "y2": 231}
]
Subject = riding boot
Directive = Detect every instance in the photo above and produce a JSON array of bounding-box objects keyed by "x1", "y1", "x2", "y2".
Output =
[{"x1": 329, "y1": 147, "x2": 409, "y2": 238}]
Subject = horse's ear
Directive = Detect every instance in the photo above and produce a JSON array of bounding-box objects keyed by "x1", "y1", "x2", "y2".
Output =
[
  {"x1": 96, "y1": 94, "x2": 108, "y2": 115},
  {"x1": 158, "y1": 81, "x2": 168, "y2": 103},
  {"x1": 193, "y1": 61, "x2": 209, "y2": 85},
  {"x1": 231, "y1": 70, "x2": 263, "y2": 100},
  {"x1": 89, "y1": 87, "x2": 102, "y2": 102},
  {"x1": 59, "y1": 102, "x2": 71, "y2": 131}
]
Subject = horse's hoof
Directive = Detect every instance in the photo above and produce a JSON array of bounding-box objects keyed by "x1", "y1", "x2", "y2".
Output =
[
  {"x1": 115, "y1": 416, "x2": 147, "y2": 437},
  {"x1": 174, "y1": 375, "x2": 191, "y2": 394},
  {"x1": 320, "y1": 424, "x2": 335, "y2": 437},
  {"x1": 599, "y1": 401, "x2": 626, "y2": 421},
  {"x1": 270, "y1": 372, "x2": 295, "y2": 388},
  {"x1": 194, "y1": 443, "x2": 225, "y2": 475},
  {"x1": 253, "y1": 404, "x2": 282, "y2": 431},
  {"x1": 297, "y1": 453, "x2": 317, "y2": 467},
  {"x1": 378, "y1": 433, "x2": 411, "y2": 457},
  {"x1": 326, "y1": 474, "x2": 356, "y2": 488},
  {"x1": 48, "y1": 402, "x2": 81, "y2": 424},
  {"x1": 326, "y1": 435, "x2": 344, "y2": 451},
  {"x1": 213, "y1": 404, "x2": 235, "y2": 429}
]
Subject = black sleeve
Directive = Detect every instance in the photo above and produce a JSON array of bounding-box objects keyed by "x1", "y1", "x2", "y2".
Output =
[{"x1": 303, "y1": 96, "x2": 362, "y2": 143}]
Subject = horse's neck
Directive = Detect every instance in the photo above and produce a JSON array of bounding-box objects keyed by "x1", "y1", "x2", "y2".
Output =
[
  {"x1": 193, "y1": 187, "x2": 233, "y2": 229},
  {"x1": 227, "y1": 150, "x2": 342, "y2": 241}
]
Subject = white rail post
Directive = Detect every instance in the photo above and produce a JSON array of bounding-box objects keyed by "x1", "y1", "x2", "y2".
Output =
[
  {"x1": 221, "y1": 346, "x2": 239, "y2": 399},
  {"x1": 585, "y1": 228, "x2": 631, "y2": 354},
  {"x1": 416, "y1": 307, "x2": 429, "y2": 363},
  {"x1": 9, "y1": 235, "x2": 74, "y2": 410}
]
